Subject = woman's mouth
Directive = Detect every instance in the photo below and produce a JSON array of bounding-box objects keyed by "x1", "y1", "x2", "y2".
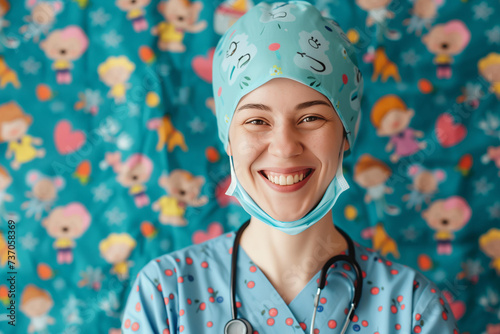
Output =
[{"x1": 258, "y1": 168, "x2": 314, "y2": 192}]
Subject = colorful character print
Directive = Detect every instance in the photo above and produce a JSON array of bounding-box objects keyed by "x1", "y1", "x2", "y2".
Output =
[
  {"x1": 422, "y1": 196, "x2": 471, "y2": 255},
  {"x1": 42, "y1": 202, "x2": 91, "y2": 264},
  {"x1": 147, "y1": 115, "x2": 188, "y2": 152},
  {"x1": 116, "y1": 0, "x2": 151, "y2": 32},
  {"x1": 353, "y1": 154, "x2": 400, "y2": 220},
  {"x1": 22, "y1": 170, "x2": 65, "y2": 221},
  {"x1": 98, "y1": 56, "x2": 135, "y2": 104},
  {"x1": 403, "y1": 164, "x2": 446, "y2": 211},
  {"x1": 99, "y1": 233, "x2": 136, "y2": 280},
  {"x1": 403, "y1": 0, "x2": 442, "y2": 36},
  {"x1": 20, "y1": 285, "x2": 55, "y2": 333},
  {"x1": 422, "y1": 20, "x2": 470, "y2": 79},
  {"x1": 40, "y1": 26, "x2": 89, "y2": 84},
  {"x1": 355, "y1": 0, "x2": 401, "y2": 42},
  {"x1": 479, "y1": 228, "x2": 500, "y2": 276},
  {"x1": 0, "y1": 102, "x2": 45, "y2": 170},
  {"x1": 221, "y1": 32, "x2": 257, "y2": 85},
  {"x1": 153, "y1": 170, "x2": 208, "y2": 226},
  {"x1": 105, "y1": 152, "x2": 153, "y2": 208},
  {"x1": 19, "y1": 0, "x2": 63, "y2": 43},
  {"x1": 0, "y1": 56, "x2": 20, "y2": 89},
  {"x1": 478, "y1": 52, "x2": 500, "y2": 99},
  {"x1": 152, "y1": 0, "x2": 207, "y2": 52},
  {"x1": 371, "y1": 95, "x2": 427, "y2": 163}
]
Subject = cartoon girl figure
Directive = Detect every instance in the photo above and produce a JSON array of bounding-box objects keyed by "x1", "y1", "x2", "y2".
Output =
[
  {"x1": 353, "y1": 154, "x2": 400, "y2": 220},
  {"x1": 99, "y1": 233, "x2": 137, "y2": 280},
  {"x1": 478, "y1": 52, "x2": 500, "y2": 100},
  {"x1": 116, "y1": 0, "x2": 151, "y2": 32},
  {"x1": 479, "y1": 228, "x2": 500, "y2": 276},
  {"x1": 20, "y1": 285, "x2": 55, "y2": 333},
  {"x1": 40, "y1": 26, "x2": 89, "y2": 84},
  {"x1": 355, "y1": 0, "x2": 401, "y2": 42},
  {"x1": 105, "y1": 152, "x2": 153, "y2": 208},
  {"x1": 0, "y1": 165, "x2": 19, "y2": 222},
  {"x1": 19, "y1": 0, "x2": 63, "y2": 43},
  {"x1": 42, "y1": 202, "x2": 91, "y2": 264},
  {"x1": 422, "y1": 20, "x2": 470, "y2": 79},
  {"x1": 402, "y1": 164, "x2": 446, "y2": 211},
  {"x1": 402, "y1": 0, "x2": 442, "y2": 36},
  {"x1": 0, "y1": 102, "x2": 45, "y2": 170},
  {"x1": 97, "y1": 56, "x2": 136, "y2": 104},
  {"x1": 422, "y1": 196, "x2": 471, "y2": 255},
  {"x1": 371, "y1": 95, "x2": 427, "y2": 163},
  {"x1": 22, "y1": 170, "x2": 65, "y2": 221}
]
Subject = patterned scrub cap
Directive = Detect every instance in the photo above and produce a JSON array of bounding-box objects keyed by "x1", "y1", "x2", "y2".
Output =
[{"x1": 212, "y1": 0, "x2": 363, "y2": 157}]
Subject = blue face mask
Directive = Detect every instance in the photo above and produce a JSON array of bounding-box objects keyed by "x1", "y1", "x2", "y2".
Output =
[{"x1": 225, "y1": 137, "x2": 349, "y2": 235}]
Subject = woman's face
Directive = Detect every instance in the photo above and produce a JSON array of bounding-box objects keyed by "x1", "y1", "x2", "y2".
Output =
[{"x1": 227, "y1": 78, "x2": 348, "y2": 222}]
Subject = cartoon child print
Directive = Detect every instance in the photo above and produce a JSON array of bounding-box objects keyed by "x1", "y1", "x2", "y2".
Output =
[
  {"x1": 478, "y1": 52, "x2": 500, "y2": 99},
  {"x1": 355, "y1": 0, "x2": 401, "y2": 42},
  {"x1": 105, "y1": 152, "x2": 153, "y2": 208},
  {"x1": 20, "y1": 0, "x2": 63, "y2": 43},
  {"x1": 403, "y1": 0, "x2": 442, "y2": 36},
  {"x1": 99, "y1": 233, "x2": 136, "y2": 280},
  {"x1": 353, "y1": 154, "x2": 400, "y2": 220},
  {"x1": 294, "y1": 30, "x2": 333, "y2": 76},
  {"x1": 20, "y1": 285, "x2": 55, "y2": 333},
  {"x1": 116, "y1": 0, "x2": 151, "y2": 32},
  {"x1": 0, "y1": 102, "x2": 45, "y2": 170},
  {"x1": 152, "y1": 0, "x2": 207, "y2": 52},
  {"x1": 221, "y1": 33, "x2": 257, "y2": 86},
  {"x1": 153, "y1": 170, "x2": 208, "y2": 226},
  {"x1": 42, "y1": 202, "x2": 91, "y2": 264},
  {"x1": 479, "y1": 228, "x2": 500, "y2": 276},
  {"x1": 40, "y1": 25, "x2": 89, "y2": 84},
  {"x1": 22, "y1": 170, "x2": 65, "y2": 221},
  {"x1": 422, "y1": 20, "x2": 470, "y2": 79},
  {"x1": 402, "y1": 164, "x2": 446, "y2": 212},
  {"x1": 98, "y1": 56, "x2": 136, "y2": 104},
  {"x1": 370, "y1": 95, "x2": 427, "y2": 163},
  {"x1": 422, "y1": 196, "x2": 471, "y2": 255},
  {"x1": 0, "y1": 0, "x2": 20, "y2": 50}
]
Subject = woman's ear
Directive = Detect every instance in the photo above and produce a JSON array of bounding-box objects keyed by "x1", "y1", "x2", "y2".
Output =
[
  {"x1": 226, "y1": 142, "x2": 232, "y2": 156},
  {"x1": 344, "y1": 138, "x2": 350, "y2": 151}
]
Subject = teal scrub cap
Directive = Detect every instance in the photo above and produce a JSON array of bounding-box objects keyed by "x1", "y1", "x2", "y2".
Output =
[{"x1": 212, "y1": 0, "x2": 363, "y2": 157}]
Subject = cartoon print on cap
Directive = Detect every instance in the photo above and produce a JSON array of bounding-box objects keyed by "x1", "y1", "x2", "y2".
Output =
[
  {"x1": 259, "y1": 2, "x2": 296, "y2": 23},
  {"x1": 350, "y1": 66, "x2": 363, "y2": 112},
  {"x1": 294, "y1": 30, "x2": 332, "y2": 75},
  {"x1": 221, "y1": 33, "x2": 257, "y2": 86}
]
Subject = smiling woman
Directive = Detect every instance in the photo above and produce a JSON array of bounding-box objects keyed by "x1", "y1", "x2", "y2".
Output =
[{"x1": 121, "y1": 2, "x2": 459, "y2": 334}]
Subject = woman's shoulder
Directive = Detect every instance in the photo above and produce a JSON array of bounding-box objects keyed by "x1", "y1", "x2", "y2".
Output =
[{"x1": 138, "y1": 231, "x2": 236, "y2": 280}]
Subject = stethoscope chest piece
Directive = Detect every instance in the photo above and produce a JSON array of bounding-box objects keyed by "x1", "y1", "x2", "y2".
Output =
[{"x1": 224, "y1": 318, "x2": 253, "y2": 334}]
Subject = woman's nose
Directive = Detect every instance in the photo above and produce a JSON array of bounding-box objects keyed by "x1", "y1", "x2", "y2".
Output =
[{"x1": 268, "y1": 124, "x2": 303, "y2": 158}]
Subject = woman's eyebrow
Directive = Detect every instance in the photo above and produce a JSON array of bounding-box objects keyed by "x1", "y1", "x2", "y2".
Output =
[{"x1": 236, "y1": 100, "x2": 331, "y2": 113}]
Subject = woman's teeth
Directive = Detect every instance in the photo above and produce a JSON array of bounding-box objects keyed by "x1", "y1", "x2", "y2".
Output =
[{"x1": 269, "y1": 173, "x2": 304, "y2": 185}]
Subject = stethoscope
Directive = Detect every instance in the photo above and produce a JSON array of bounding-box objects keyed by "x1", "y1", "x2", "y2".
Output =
[{"x1": 224, "y1": 220, "x2": 363, "y2": 334}]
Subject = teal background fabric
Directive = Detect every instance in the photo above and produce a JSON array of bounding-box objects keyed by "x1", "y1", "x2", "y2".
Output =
[{"x1": 0, "y1": 0, "x2": 498, "y2": 333}]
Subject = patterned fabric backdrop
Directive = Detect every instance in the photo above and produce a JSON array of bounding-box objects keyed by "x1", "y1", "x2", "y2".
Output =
[{"x1": 0, "y1": 0, "x2": 498, "y2": 333}]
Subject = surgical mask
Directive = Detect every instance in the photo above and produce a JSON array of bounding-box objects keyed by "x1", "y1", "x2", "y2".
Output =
[{"x1": 225, "y1": 137, "x2": 349, "y2": 235}]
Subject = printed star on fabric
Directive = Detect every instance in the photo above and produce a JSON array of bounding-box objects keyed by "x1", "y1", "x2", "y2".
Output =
[
  {"x1": 20, "y1": 232, "x2": 39, "y2": 251},
  {"x1": 473, "y1": 1, "x2": 494, "y2": 21},
  {"x1": 434, "y1": 93, "x2": 447, "y2": 105},
  {"x1": 92, "y1": 183, "x2": 113, "y2": 202},
  {"x1": 401, "y1": 225, "x2": 418, "y2": 241},
  {"x1": 90, "y1": 8, "x2": 111, "y2": 27},
  {"x1": 189, "y1": 117, "x2": 206, "y2": 134},
  {"x1": 401, "y1": 49, "x2": 420, "y2": 67},
  {"x1": 116, "y1": 133, "x2": 133, "y2": 150},
  {"x1": 102, "y1": 30, "x2": 123, "y2": 48},
  {"x1": 156, "y1": 63, "x2": 171, "y2": 77},
  {"x1": 20, "y1": 57, "x2": 41, "y2": 75},
  {"x1": 488, "y1": 202, "x2": 500, "y2": 220},
  {"x1": 128, "y1": 102, "x2": 140, "y2": 117},
  {"x1": 53, "y1": 277, "x2": 67, "y2": 291},
  {"x1": 486, "y1": 26, "x2": 500, "y2": 45},
  {"x1": 474, "y1": 176, "x2": 494, "y2": 196},
  {"x1": 105, "y1": 207, "x2": 127, "y2": 226}
]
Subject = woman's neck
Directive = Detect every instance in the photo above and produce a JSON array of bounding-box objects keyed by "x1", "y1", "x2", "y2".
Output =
[{"x1": 239, "y1": 212, "x2": 348, "y2": 304}]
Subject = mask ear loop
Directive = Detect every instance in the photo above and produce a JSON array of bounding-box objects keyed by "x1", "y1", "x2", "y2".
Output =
[
  {"x1": 226, "y1": 155, "x2": 237, "y2": 196},
  {"x1": 335, "y1": 135, "x2": 349, "y2": 191}
]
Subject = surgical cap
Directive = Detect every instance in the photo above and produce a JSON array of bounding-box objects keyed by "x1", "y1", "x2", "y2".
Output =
[{"x1": 212, "y1": 0, "x2": 363, "y2": 157}]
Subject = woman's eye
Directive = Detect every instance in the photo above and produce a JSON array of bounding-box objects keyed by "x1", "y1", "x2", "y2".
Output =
[
  {"x1": 246, "y1": 119, "x2": 266, "y2": 125},
  {"x1": 302, "y1": 116, "x2": 321, "y2": 123}
]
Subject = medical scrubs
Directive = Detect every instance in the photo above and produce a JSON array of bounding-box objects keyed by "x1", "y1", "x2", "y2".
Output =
[{"x1": 122, "y1": 232, "x2": 459, "y2": 333}]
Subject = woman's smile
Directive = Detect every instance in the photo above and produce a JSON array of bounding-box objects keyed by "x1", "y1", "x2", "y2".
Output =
[{"x1": 258, "y1": 168, "x2": 315, "y2": 192}]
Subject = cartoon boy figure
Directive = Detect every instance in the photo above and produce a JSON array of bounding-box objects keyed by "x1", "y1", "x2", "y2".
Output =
[
  {"x1": 20, "y1": 285, "x2": 55, "y2": 333},
  {"x1": 355, "y1": 0, "x2": 401, "y2": 42},
  {"x1": 370, "y1": 95, "x2": 427, "y2": 163},
  {"x1": 422, "y1": 196, "x2": 471, "y2": 255},
  {"x1": 478, "y1": 52, "x2": 500, "y2": 99},
  {"x1": 99, "y1": 233, "x2": 136, "y2": 280},
  {"x1": 479, "y1": 228, "x2": 500, "y2": 276},
  {"x1": 42, "y1": 202, "x2": 91, "y2": 264},
  {"x1": 116, "y1": 0, "x2": 151, "y2": 32},
  {"x1": 0, "y1": 102, "x2": 45, "y2": 170}
]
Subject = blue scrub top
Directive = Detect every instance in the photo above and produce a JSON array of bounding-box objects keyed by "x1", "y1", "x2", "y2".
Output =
[{"x1": 122, "y1": 232, "x2": 459, "y2": 333}]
